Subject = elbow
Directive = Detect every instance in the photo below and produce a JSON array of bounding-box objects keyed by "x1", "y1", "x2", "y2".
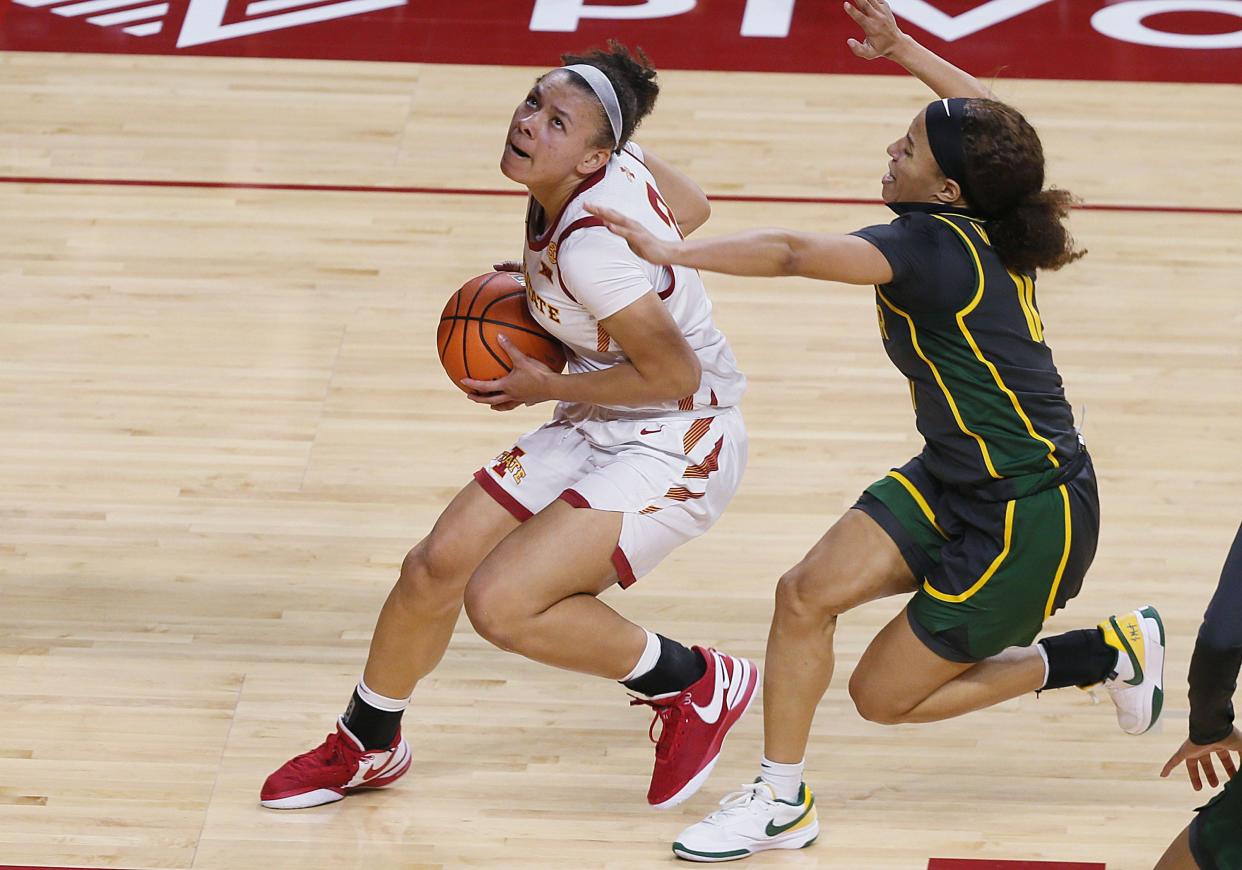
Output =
[
  {"x1": 669, "y1": 355, "x2": 702, "y2": 399},
  {"x1": 680, "y1": 198, "x2": 711, "y2": 236},
  {"x1": 769, "y1": 230, "x2": 802, "y2": 277},
  {"x1": 779, "y1": 245, "x2": 802, "y2": 278}
]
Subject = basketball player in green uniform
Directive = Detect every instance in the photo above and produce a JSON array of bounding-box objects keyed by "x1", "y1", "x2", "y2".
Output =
[
  {"x1": 1156, "y1": 523, "x2": 1242, "y2": 869},
  {"x1": 590, "y1": 0, "x2": 1165, "y2": 859}
]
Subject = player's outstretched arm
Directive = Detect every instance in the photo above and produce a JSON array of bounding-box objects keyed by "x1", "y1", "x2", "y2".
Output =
[
  {"x1": 587, "y1": 203, "x2": 892, "y2": 286},
  {"x1": 635, "y1": 147, "x2": 711, "y2": 235},
  {"x1": 844, "y1": 0, "x2": 993, "y2": 100}
]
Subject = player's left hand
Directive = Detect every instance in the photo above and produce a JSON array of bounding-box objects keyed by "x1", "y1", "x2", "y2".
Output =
[
  {"x1": 460, "y1": 334, "x2": 556, "y2": 411},
  {"x1": 586, "y1": 202, "x2": 679, "y2": 266},
  {"x1": 844, "y1": 0, "x2": 906, "y2": 60},
  {"x1": 1160, "y1": 726, "x2": 1242, "y2": 790}
]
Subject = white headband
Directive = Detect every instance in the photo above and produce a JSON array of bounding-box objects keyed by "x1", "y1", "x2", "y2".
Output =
[{"x1": 560, "y1": 64, "x2": 623, "y2": 150}]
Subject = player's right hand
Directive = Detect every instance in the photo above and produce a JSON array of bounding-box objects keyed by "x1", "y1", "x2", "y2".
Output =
[
  {"x1": 460, "y1": 334, "x2": 555, "y2": 411},
  {"x1": 844, "y1": 0, "x2": 906, "y2": 61},
  {"x1": 585, "y1": 203, "x2": 678, "y2": 266},
  {"x1": 1160, "y1": 726, "x2": 1242, "y2": 790},
  {"x1": 492, "y1": 260, "x2": 523, "y2": 273}
]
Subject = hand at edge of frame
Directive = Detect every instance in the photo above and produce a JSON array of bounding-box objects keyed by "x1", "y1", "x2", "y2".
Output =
[
  {"x1": 844, "y1": 0, "x2": 907, "y2": 61},
  {"x1": 1161, "y1": 726, "x2": 1242, "y2": 791}
]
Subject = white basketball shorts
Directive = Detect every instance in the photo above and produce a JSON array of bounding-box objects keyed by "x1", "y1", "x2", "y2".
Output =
[{"x1": 473, "y1": 406, "x2": 747, "y2": 587}]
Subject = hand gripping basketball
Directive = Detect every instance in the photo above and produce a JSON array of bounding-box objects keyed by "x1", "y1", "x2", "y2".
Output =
[
  {"x1": 436, "y1": 271, "x2": 567, "y2": 406},
  {"x1": 461, "y1": 334, "x2": 558, "y2": 411}
]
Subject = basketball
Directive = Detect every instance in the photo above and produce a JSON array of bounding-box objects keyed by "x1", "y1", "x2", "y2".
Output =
[{"x1": 437, "y1": 271, "x2": 567, "y2": 393}]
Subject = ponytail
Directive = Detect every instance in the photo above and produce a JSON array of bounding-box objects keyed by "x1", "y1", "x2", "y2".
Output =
[
  {"x1": 988, "y1": 188, "x2": 1085, "y2": 274},
  {"x1": 960, "y1": 100, "x2": 1086, "y2": 272}
]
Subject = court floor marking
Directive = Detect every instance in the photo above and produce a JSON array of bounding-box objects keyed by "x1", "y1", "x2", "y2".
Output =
[{"x1": 1, "y1": 175, "x2": 1240, "y2": 217}]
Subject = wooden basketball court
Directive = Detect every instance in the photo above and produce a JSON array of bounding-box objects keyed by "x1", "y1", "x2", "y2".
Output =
[{"x1": 2, "y1": 25, "x2": 1240, "y2": 870}]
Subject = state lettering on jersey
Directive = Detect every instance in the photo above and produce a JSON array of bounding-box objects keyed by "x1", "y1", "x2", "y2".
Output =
[
  {"x1": 492, "y1": 446, "x2": 527, "y2": 483},
  {"x1": 516, "y1": 147, "x2": 746, "y2": 416},
  {"x1": 526, "y1": 283, "x2": 560, "y2": 323}
]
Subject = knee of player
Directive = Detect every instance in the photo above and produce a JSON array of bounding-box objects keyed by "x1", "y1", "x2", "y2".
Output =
[
  {"x1": 462, "y1": 576, "x2": 521, "y2": 651},
  {"x1": 396, "y1": 539, "x2": 468, "y2": 610},
  {"x1": 847, "y1": 671, "x2": 907, "y2": 725},
  {"x1": 775, "y1": 566, "x2": 840, "y2": 626}
]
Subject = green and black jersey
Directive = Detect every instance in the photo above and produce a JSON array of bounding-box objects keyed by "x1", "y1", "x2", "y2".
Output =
[{"x1": 853, "y1": 202, "x2": 1079, "y2": 488}]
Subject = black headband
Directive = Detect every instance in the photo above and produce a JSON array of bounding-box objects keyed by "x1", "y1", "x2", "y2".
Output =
[{"x1": 924, "y1": 97, "x2": 971, "y2": 200}]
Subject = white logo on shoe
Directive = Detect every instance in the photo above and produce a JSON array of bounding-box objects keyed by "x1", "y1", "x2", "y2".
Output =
[
  {"x1": 359, "y1": 751, "x2": 395, "y2": 782},
  {"x1": 347, "y1": 742, "x2": 407, "y2": 787},
  {"x1": 692, "y1": 653, "x2": 750, "y2": 725}
]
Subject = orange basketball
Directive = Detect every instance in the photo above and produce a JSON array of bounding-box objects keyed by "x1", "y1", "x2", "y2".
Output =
[{"x1": 437, "y1": 271, "x2": 567, "y2": 394}]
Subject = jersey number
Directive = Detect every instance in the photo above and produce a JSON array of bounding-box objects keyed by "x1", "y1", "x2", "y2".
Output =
[{"x1": 646, "y1": 182, "x2": 682, "y2": 239}]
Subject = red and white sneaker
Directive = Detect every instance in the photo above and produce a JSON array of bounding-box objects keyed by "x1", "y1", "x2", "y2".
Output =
[
  {"x1": 633, "y1": 647, "x2": 760, "y2": 810},
  {"x1": 260, "y1": 718, "x2": 411, "y2": 809}
]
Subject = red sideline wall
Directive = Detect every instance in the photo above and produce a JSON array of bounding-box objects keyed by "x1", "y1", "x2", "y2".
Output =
[{"x1": 3, "y1": 0, "x2": 1242, "y2": 84}]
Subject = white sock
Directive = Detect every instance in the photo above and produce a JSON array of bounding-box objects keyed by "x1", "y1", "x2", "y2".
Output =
[
  {"x1": 620, "y1": 629, "x2": 662, "y2": 683},
  {"x1": 759, "y1": 756, "x2": 805, "y2": 802},
  {"x1": 356, "y1": 677, "x2": 410, "y2": 713},
  {"x1": 1035, "y1": 642, "x2": 1051, "y2": 690}
]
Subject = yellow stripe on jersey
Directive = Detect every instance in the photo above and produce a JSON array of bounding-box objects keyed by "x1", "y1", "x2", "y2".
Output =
[
  {"x1": 932, "y1": 214, "x2": 1060, "y2": 470},
  {"x1": 1025, "y1": 275, "x2": 1045, "y2": 341},
  {"x1": 923, "y1": 499, "x2": 1015, "y2": 603},
  {"x1": 1010, "y1": 270, "x2": 1041, "y2": 341},
  {"x1": 876, "y1": 286, "x2": 1002, "y2": 479}
]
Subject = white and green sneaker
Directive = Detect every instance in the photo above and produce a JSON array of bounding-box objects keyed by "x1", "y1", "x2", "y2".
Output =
[
  {"x1": 1099, "y1": 605, "x2": 1165, "y2": 735},
  {"x1": 672, "y1": 780, "x2": 818, "y2": 862}
]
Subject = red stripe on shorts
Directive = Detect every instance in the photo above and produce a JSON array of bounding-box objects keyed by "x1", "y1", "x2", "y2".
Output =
[
  {"x1": 559, "y1": 488, "x2": 638, "y2": 588},
  {"x1": 558, "y1": 488, "x2": 591, "y2": 509},
  {"x1": 612, "y1": 546, "x2": 638, "y2": 588},
  {"x1": 472, "y1": 469, "x2": 533, "y2": 521}
]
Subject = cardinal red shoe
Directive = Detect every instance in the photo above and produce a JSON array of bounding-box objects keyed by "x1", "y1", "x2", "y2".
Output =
[
  {"x1": 633, "y1": 647, "x2": 759, "y2": 810},
  {"x1": 260, "y1": 718, "x2": 411, "y2": 809}
]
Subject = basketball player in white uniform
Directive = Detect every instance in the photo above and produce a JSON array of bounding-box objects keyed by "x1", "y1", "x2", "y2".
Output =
[
  {"x1": 476, "y1": 139, "x2": 746, "y2": 584},
  {"x1": 262, "y1": 43, "x2": 758, "y2": 819}
]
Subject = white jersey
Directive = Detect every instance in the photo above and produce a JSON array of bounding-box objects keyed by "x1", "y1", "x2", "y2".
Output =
[{"x1": 521, "y1": 144, "x2": 746, "y2": 422}]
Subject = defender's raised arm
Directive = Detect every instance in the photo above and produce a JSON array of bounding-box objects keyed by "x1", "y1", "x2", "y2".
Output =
[{"x1": 844, "y1": 0, "x2": 993, "y2": 100}]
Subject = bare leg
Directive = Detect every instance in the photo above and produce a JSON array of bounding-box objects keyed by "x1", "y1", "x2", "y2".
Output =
[
  {"x1": 464, "y1": 501, "x2": 647, "y2": 678},
  {"x1": 849, "y1": 609, "x2": 1046, "y2": 724},
  {"x1": 362, "y1": 481, "x2": 519, "y2": 698},
  {"x1": 762, "y1": 509, "x2": 918, "y2": 763},
  {"x1": 903, "y1": 645, "x2": 1045, "y2": 720},
  {"x1": 1154, "y1": 824, "x2": 1198, "y2": 870}
]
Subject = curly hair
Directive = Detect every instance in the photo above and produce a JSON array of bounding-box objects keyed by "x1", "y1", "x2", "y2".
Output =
[
  {"x1": 559, "y1": 41, "x2": 660, "y2": 151},
  {"x1": 960, "y1": 99, "x2": 1086, "y2": 273}
]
